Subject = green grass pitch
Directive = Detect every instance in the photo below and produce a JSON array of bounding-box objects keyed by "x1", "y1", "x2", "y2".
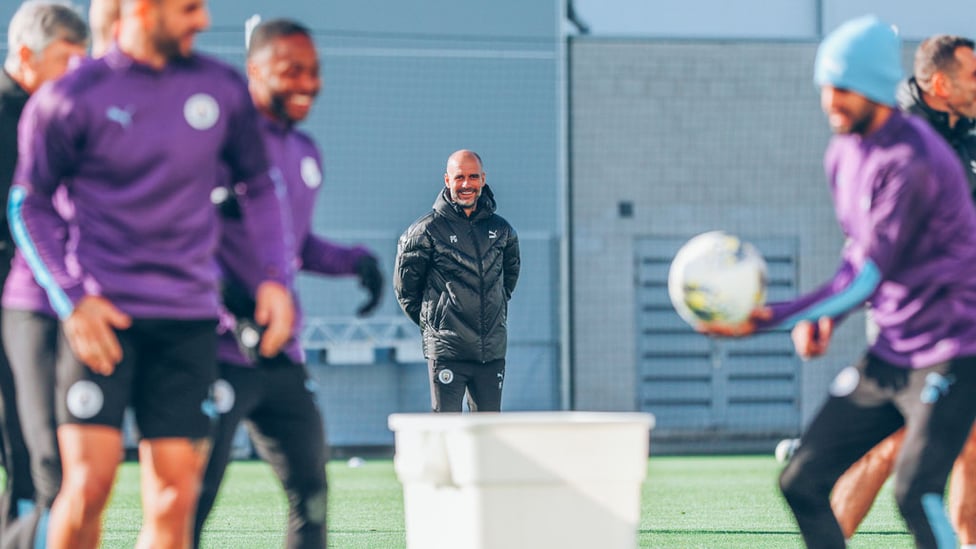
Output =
[{"x1": 92, "y1": 455, "x2": 914, "y2": 548}]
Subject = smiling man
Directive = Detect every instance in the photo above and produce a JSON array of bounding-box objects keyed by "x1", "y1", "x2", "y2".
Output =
[
  {"x1": 698, "y1": 16, "x2": 976, "y2": 549},
  {"x1": 193, "y1": 18, "x2": 384, "y2": 549},
  {"x1": 829, "y1": 34, "x2": 976, "y2": 547},
  {"x1": 394, "y1": 150, "x2": 520, "y2": 413}
]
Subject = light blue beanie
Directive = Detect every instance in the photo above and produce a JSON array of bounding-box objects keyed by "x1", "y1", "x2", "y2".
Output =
[{"x1": 814, "y1": 15, "x2": 903, "y2": 106}]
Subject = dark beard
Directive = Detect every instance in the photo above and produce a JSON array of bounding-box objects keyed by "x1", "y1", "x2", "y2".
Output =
[
  {"x1": 151, "y1": 28, "x2": 187, "y2": 61},
  {"x1": 269, "y1": 93, "x2": 294, "y2": 125},
  {"x1": 848, "y1": 110, "x2": 874, "y2": 136}
]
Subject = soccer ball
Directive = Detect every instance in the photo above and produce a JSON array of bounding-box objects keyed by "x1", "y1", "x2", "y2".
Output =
[{"x1": 668, "y1": 231, "x2": 768, "y2": 327}]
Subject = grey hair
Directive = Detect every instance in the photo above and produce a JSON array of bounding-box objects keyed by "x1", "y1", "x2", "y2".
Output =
[{"x1": 5, "y1": 1, "x2": 89, "y2": 70}]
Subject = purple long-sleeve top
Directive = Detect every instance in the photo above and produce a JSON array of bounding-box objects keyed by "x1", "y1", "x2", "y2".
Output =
[
  {"x1": 217, "y1": 115, "x2": 370, "y2": 366},
  {"x1": 760, "y1": 111, "x2": 976, "y2": 368},
  {"x1": 9, "y1": 47, "x2": 290, "y2": 320}
]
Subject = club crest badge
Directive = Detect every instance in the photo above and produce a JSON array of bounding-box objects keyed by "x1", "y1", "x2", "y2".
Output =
[
  {"x1": 212, "y1": 379, "x2": 236, "y2": 414},
  {"x1": 829, "y1": 366, "x2": 860, "y2": 398},
  {"x1": 184, "y1": 93, "x2": 220, "y2": 130},
  {"x1": 301, "y1": 156, "x2": 322, "y2": 188},
  {"x1": 437, "y1": 369, "x2": 454, "y2": 384},
  {"x1": 66, "y1": 380, "x2": 104, "y2": 419}
]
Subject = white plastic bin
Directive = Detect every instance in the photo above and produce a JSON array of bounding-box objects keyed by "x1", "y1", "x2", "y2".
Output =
[{"x1": 388, "y1": 411, "x2": 655, "y2": 549}]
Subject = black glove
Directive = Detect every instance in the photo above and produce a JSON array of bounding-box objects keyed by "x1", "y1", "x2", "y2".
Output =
[
  {"x1": 221, "y1": 279, "x2": 266, "y2": 363},
  {"x1": 354, "y1": 254, "x2": 383, "y2": 317}
]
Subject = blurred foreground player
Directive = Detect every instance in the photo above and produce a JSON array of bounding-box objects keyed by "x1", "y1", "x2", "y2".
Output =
[
  {"x1": 193, "y1": 18, "x2": 383, "y2": 549},
  {"x1": 700, "y1": 16, "x2": 976, "y2": 549},
  {"x1": 10, "y1": 0, "x2": 295, "y2": 547},
  {"x1": 830, "y1": 34, "x2": 976, "y2": 546}
]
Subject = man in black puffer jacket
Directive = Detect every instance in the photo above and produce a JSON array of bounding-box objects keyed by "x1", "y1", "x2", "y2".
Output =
[{"x1": 394, "y1": 150, "x2": 520, "y2": 412}]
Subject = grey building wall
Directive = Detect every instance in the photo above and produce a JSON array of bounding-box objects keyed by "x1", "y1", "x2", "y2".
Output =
[
  {"x1": 1, "y1": 0, "x2": 566, "y2": 447},
  {"x1": 568, "y1": 38, "x2": 870, "y2": 429},
  {"x1": 572, "y1": 0, "x2": 976, "y2": 40}
]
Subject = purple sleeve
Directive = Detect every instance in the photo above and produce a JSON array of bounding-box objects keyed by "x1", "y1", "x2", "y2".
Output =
[
  {"x1": 300, "y1": 234, "x2": 369, "y2": 276},
  {"x1": 9, "y1": 88, "x2": 86, "y2": 316},
  {"x1": 222, "y1": 85, "x2": 291, "y2": 286}
]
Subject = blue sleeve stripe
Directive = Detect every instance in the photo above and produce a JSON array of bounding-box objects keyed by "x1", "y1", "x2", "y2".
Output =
[
  {"x1": 7, "y1": 187, "x2": 74, "y2": 319},
  {"x1": 921, "y1": 493, "x2": 957, "y2": 549},
  {"x1": 781, "y1": 260, "x2": 881, "y2": 328}
]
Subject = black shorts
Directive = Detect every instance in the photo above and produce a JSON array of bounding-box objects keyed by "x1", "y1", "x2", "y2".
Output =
[{"x1": 56, "y1": 318, "x2": 217, "y2": 440}]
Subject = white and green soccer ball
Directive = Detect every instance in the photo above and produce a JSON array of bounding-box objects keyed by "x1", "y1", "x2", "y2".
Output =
[{"x1": 668, "y1": 231, "x2": 768, "y2": 327}]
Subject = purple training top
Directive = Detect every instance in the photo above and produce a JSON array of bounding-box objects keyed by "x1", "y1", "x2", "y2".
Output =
[
  {"x1": 762, "y1": 110, "x2": 976, "y2": 368},
  {"x1": 10, "y1": 47, "x2": 290, "y2": 320},
  {"x1": 217, "y1": 115, "x2": 370, "y2": 366}
]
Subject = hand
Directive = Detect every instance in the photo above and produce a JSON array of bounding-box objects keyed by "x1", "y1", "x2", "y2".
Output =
[
  {"x1": 253, "y1": 281, "x2": 295, "y2": 358},
  {"x1": 792, "y1": 316, "x2": 834, "y2": 359},
  {"x1": 63, "y1": 296, "x2": 132, "y2": 375},
  {"x1": 696, "y1": 307, "x2": 772, "y2": 338},
  {"x1": 354, "y1": 254, "x2": 384, "y2": 317}
]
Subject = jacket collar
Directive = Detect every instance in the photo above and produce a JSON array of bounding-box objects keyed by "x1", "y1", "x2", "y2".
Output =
[
  {"x1": 433, "y1": 184, "x2": 497, "y2": 220},
  {"x1": 897, "y1": 77, "x2": 976, "y2": 142},
  {"x1": 0, "y1": 68, "x2": 30, "y2": 111}
]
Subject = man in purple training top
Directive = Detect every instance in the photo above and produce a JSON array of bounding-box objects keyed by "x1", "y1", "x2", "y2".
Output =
[
  {"x1": 191, "y1": 18, "x2": 383, "y2": 549},
  {"x1": 701, "y1": 15, "x2": 976, "y2": 549},
  {"x1": 9, "y1": 1, "x2": 295, "y2": 548}
]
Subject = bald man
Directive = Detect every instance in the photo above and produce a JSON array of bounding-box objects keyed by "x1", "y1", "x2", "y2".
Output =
[{"x1": 394, "y1": 150, "x2": 520, "y2": 412}]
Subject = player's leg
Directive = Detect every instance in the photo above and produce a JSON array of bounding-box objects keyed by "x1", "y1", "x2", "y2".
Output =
[
  {"x1": 136, "y1": 438, "x2": 210, "y2": 549},
  {"x1": 193, "y1": 364, "x2": 261, "y2": 548},
  {"x1": 891, "y1": 356, "x2": 976, "y2": 549},
  {"x1": 428, "y1": 359, "x2": 466, "y2": 412},
  {"x1": 246, "y1": 357, "x2": 328, "y2": 549},
  {"x1": 46, "y1": 325, "x2": 135, "y2": 549},
  {"x1": 465, "y1": 359, "x2": 505, "y2": 412},
  {"x1": 779, "y1": 357, "x2": 904, "y2": 549},
  {"x1": 131, "y1": 319, "x2": 216, "y2": 549},
  {"x1": 47, "y1": 425, "x2": 123, "y2": 549},
  {"x1": 831, "y1": 426, "x2": 906, "y2": 538},
  {"x1": 2, "y1": 309, "x2": 62, "y2": 549},
  {"x1": 949, "y1": 424, "x2": 976, "y2": 547}
]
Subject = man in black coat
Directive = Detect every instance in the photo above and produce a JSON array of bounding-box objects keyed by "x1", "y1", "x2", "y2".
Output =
[
  {"x1": 394, "y1": 150, "x2": 520, "y2": 412},
  {"x1": 0, "y1": 2, "x2": 88, "y2": 543}
]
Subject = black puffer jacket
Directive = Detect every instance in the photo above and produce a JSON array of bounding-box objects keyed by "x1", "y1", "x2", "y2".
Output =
[
  {"x1": 394, "y1": 185, "x2": 520, "y2": 363},
  {"x1": 898, "y1": 77, "x2": 976, "y2": 196}
]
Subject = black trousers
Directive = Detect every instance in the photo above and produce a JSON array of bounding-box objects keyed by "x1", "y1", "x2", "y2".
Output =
[
  {"x1": 780, "y1": 354, "x2": 976, "y2": 549},
  {"x1": 0, "y1": 310, "x2": 57, "y2": 549},
  {"x1": 193, "y1": 357, "x2": 328, "y2": 549},
  {"x1": 428, "y1": 358, "x2": 505, "y2": 412},
  {"x1": 0, "y1": 250, "x2": 37, "y2": 548}
]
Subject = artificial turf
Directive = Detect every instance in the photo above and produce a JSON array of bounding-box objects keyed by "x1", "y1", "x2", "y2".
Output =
[{"x1": 93, "y1": 455, "x2": 915, "y2": 548}]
